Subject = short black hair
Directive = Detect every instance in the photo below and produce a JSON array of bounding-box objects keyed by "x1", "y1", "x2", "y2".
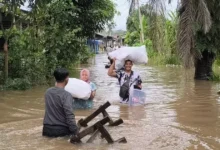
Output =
[
  {"x1": 125, "y1": 59, "x2": 133, "y2": 64},
  {"x1": 53, "y1": 68, "x2": 69, "y2": 82}
]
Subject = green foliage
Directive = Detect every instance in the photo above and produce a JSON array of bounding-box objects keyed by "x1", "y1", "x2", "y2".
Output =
[
  {"x1": 195, "y1": 0, "x2": 220, "y2": 55},
  {"x1": 125, "y1": 5, "x2": 180, "y2": 66},
  {"x1": 164, "y1": 12, "x2": 178, "y2": 55},
  {"x1": 4, "y1": 78, "x2": 31, "y2": 90},
  {"x1": 0, "y1": 0, "x2": 117, "y2": 90},
  {"x1": 209, "y1": 72, "x2": 220, "y2": 81},
  {"x1": 126, "y1": 10, "x2": 140, "y2": 33},
  {"x1": 41, "y1": 0, "x2": 116, "y2": 38},
  {"x1": 210, "y1": 57, "x2": 220, "y2": 81},
  {"x1": 8, "y1": 28, "x2": 47, "y2": 85},
  {"x1": 79, "y1": 47, "x2": 94, "y2": 64},
  {"x1": 41, "y1": 0, "x2": 99, "y2": 75},
  {"x1": 125, "y1": 31, "x2": 140, "y2": 45},
  {"x1": 164, "y1": 54, "x2": 180, "y2": 65},
  {"x1": 214, "y1": 57, "x2": 220, "y2": 66},
  {"x1": 144, "y1": 39, "x2": 153, "y2": 53}
]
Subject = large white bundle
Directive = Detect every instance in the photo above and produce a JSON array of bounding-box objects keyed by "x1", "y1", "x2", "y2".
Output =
[
  {"x1": 108, "y1": 45, "x2": 148, "y2": 67},
  {"x1": 108, "y1": 45, "x2": 148, "y2": 70},
  {"x1": 106, "y1": 47, "x2": 113, "y2": 53},
  {"x1": 65, "y1": 78, "x2": 91, "y2": 100}
]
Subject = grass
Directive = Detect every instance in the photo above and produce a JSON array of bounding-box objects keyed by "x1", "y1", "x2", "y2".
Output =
[{"x1": 148, "y1": 49, "x2": 180, "y2": 66}]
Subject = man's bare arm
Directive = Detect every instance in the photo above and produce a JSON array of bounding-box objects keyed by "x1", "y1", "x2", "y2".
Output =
[{"x1": 108, "y1": 58, "x2": 117, "y2": 77}]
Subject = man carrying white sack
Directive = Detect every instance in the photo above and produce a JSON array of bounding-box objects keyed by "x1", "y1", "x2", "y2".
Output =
[{"x1": 108, "y1": 59, "x2": 142, "y2": 103}]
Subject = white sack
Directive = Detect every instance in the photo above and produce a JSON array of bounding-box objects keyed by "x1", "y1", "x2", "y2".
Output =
[
  {"x1": 108, "y1": 45, "x2": 148, "y2": 65},
  {"x1": 65, "y1": 78, "x2": 91, "y2": 100},
  {"x1": 115, "y1": 59, "x2": 124, "y2": 70}
]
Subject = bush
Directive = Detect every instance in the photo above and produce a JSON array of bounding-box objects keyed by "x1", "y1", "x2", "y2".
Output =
[
  {"x1": 2, "y1": 26, "x2": 93, "y2": 90},
  {"x1": 4, "y1": 78, "x2": 31, "y2": 90},
  {"x1": 164, "y1": 54, "x2": 180, "y2": 65},
  {"x1": 79, "y1": 47, "x2": 95, "y2": 64},
  {"x1": 8, "y1": 29, "x2": 47, "y2": 85},
  {"x1": 209, "y1": 72, "x2": 220, "y2": 81}
]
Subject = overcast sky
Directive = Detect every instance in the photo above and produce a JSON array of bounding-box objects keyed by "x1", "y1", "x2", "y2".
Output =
[{"x1": 113, "y1": 0, "x2": 178, "y2": 30}]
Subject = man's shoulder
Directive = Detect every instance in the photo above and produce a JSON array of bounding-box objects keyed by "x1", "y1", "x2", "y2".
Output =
[
  {"x1": 45, "y1": 87, "x2": 71, "y2": 96},
  {"x1": 45, "y1": 87, "x2": 55, "y2": 94}
]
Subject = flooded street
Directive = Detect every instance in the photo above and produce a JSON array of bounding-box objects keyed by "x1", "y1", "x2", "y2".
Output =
[{"x1": 1, "y1": 54, "x2": 220, "y2": 150}]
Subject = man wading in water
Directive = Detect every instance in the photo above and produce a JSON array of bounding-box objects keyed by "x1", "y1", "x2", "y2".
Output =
[
  {"x1": 42, "y1": 68, "x2": 79, "y2": 138},
  {"x1": 108, "y1": 59, "x2": 142, "y2": 103}
]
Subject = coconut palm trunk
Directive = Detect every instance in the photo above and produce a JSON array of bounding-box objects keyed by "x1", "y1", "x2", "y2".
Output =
[{"x1": 194, "y1": 50, "x2": 215, "y2": 80}]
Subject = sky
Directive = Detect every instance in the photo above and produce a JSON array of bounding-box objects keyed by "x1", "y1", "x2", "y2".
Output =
[{"x1": 113, "y1": 0, "x2": 178, "y2": 31}]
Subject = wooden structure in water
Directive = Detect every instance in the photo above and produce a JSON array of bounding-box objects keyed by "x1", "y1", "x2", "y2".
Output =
[{"x1": 70, "y1": 101, "x2": 127, "y2": 144}]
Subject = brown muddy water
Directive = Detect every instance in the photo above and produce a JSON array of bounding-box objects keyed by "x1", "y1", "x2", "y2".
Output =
[{"x1": 1, "y1": 54, "x2": 220, "y2": 150}]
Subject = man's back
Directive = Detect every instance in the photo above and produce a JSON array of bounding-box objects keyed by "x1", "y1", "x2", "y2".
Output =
[{"x1": 43, "y1": 87, "x2": 78, "y2": 137}]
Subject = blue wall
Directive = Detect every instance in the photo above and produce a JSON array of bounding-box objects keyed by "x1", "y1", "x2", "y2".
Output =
[{"x1": 87, "y1": 40, "x2": 102, "y2": 54}]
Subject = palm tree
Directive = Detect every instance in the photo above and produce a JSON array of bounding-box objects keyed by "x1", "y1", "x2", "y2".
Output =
[
  {"x1": 128, "y1": 0, "x2": 136, "y2": 15},
  {"x1": 129, "y1": 0, "x2": 219, "y2": 80},
  {"x1": 177, "y1": 0, "x2": 213, "y2": 80}
]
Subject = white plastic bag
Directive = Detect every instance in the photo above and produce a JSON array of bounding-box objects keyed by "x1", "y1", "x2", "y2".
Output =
[
  {"x1": 108, "y1": 45, "x2": 148, "y2": 66},
  {"x1": 129, "y1": 87, "x2": 146, "y2": 106},
  {"x1": 65, "y1": 78, "x2": 91, "y2": 100},
  {"x1": 115, "y1": 60, "x2": 124, "y2": 70}
]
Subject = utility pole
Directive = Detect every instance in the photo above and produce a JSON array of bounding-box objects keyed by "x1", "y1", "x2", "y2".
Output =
[{"x1": 137, "y1": 0, "x2": 144, "y2": 43}]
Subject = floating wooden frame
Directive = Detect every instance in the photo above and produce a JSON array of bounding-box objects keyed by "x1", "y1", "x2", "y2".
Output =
[{"x1": 71, "y1": 101, "x2": 127, "y2": 144}]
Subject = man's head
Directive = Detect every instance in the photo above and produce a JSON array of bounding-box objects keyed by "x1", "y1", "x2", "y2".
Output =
[
  {"x1": 53, "y1": 68, "x2": 69, "y2": 86},
  {"x1": 124, "y1": 60, "x2": 133, "y2": 72}
]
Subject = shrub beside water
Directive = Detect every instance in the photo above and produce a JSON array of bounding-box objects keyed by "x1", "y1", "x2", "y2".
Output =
[{"x1": 4, "y1": 78, "x2": 31, "y2": 90}]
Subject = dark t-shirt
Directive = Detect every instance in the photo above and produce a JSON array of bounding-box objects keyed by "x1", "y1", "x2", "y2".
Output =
[{"x1": 43, "y1": 87, "x2": 78, "y2": 134}]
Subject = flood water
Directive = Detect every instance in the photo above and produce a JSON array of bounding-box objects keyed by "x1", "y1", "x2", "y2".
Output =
[{"x1": 1, "y1": 54, "x2": 220, "y2": 150}]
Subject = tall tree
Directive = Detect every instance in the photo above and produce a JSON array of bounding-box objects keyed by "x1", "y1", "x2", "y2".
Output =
[
  {"x1": 0, "y1": 0, "x2": 26, "y2": 80},
  {"x1": 142, "y1": 0, "x2": 220, "y2": 80},
  {"x1": 1, "y1": 0, "x2": 117, "y2": 85}
]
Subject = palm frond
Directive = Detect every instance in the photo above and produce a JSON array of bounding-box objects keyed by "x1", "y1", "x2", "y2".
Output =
[
  {"x1": 148, "y1": 0, "x2": 166, "y2": 16},
  {"x1": 146, "y1": 0, "x2": 167, "y2": 52},
  {"x1": 196, "y1": 0, "x2": 211, "y2": 33},
  {"x1": 177, "y1": 0, "x2": 197, "y2": 68},
  {"x1": 128, "y1": 0, "x2": 135, "y2": 15}
]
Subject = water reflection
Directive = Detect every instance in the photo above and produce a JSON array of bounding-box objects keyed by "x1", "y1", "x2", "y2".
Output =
[{"x1": 173, "y1": 80, "x2": 220, "y2": 149}]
